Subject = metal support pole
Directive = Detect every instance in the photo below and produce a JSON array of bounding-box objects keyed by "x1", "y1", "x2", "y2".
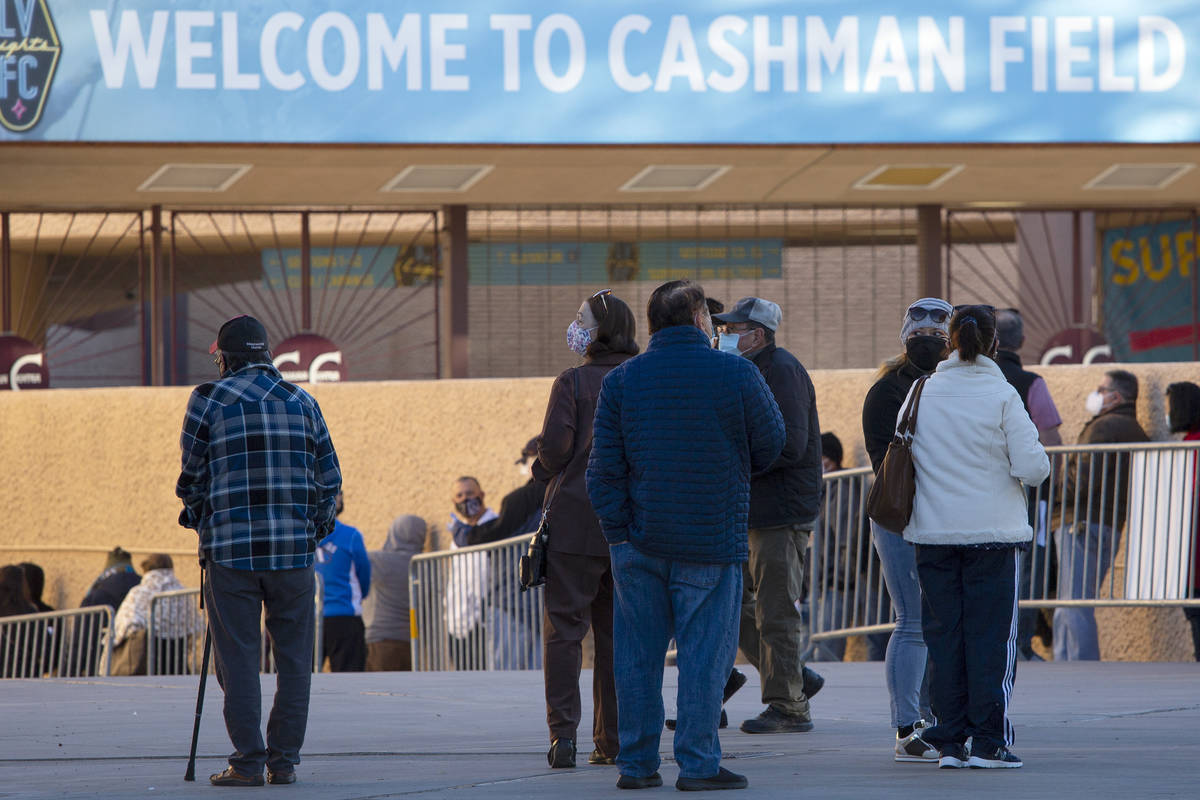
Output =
[
  {"x1": 301, "y1": 212, "x2": 312, "y2": 331},
  {"x1": 1, "y1": 212, "x2": 10, "y2": 333},
  {"x1": 916, "y1": 205, "x2": 943, "y2": 299},
  {"x1": 1193, "y1": 211, "x2": 1199, "y2": 361},
  {"x1": 1072, "y1": 210, "x2": 1083, "y2": 325},
  {"x1": 150, "y1": 205, "x2": 164, "y2": 386},
  {"x1": 433, "y1": 212, "x2": 442, "y2": 379},
  {"x1": 442, "y1": 205, "x2": 469, "y2": 378}
]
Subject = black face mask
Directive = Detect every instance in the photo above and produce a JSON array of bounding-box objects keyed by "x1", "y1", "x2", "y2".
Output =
[
  {"x1": 906, "y1": 335, "x2": 947, "y2": 372},
  {"x1": 455, "y1": 497, "x2": 483, "y2": 518}
]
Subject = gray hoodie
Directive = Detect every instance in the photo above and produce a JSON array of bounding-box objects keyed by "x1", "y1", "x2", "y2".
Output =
[{"x1": 363, "y1": 516, "x2": 427, "y2": 643}]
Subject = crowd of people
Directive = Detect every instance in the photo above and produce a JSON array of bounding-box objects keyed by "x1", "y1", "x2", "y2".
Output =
[{"x1": 3, "y1": 296, "x2": 1199, "y2": 790}]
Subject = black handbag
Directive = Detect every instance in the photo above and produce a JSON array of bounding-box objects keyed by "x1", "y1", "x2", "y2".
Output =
[
  {"x1": 866, "y1": 374, "x2": 929, "y2": 533},
  {"x1": 520, "y1": 370, "x2": 584, "y2": 591},
  {"x1": 519, "y1": 515, "x2": 549, "y2": 590}
]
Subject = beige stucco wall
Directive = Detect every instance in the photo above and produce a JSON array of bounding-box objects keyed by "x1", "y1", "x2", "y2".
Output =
[{"x1": 1, "y1": 360, "x2": 1196, "y2": 660}]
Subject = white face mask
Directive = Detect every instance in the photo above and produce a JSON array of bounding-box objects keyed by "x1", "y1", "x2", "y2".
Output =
[
  {"x1": 1085, "y1": 391, "x2": 1106, "y2": 416},
  {"x1": 717, "y1": 332, "x2": 743, "y2": 355},
  {"x1": 517, "y1": 462, "x2": 532, "y2": 479}
]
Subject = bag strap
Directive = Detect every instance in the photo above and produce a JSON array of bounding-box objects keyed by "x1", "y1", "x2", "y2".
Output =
[
  {"x1": 897, "y1": 374, "x2": 930, "y2": 440},
  {"x1": 540, "y1": 368, "x2": 584, "y2": 523}
]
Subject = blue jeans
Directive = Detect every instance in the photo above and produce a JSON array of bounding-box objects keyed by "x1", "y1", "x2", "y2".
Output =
[
  {"x1": 486, "y1": 603, "x2": 542, "y2": 670},
  {"x1": 1053, "y1": 523, "x2": 1116, "y2": 661},
  {"x1": 609, "y1": 542, "x2": 741, "y2": 779},
  {"x1": 871, "y1": 522, "x2": 931, "y2": 728}
]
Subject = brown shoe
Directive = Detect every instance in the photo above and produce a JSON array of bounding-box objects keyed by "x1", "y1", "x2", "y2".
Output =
[
  {"x1": 267, "y1": 770, "x2": 296, "y2": 785},
  {"x1": 209, "y1": 766, "x2": 264, "y2": 786}
]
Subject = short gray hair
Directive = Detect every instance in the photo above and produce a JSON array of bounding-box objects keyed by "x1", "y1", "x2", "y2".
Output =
[{"x1": 995, "y1": 308, "x2": 1024, "y2": 350}]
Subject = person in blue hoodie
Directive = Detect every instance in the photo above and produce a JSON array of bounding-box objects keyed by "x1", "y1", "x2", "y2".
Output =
[{"x1": 316, "y1": 493, "x2": 372, "y2": 672}]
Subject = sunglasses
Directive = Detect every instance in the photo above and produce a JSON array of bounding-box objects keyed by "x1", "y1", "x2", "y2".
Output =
[
  {"x1": 591, "y1": 288, "x2": 612, "y2": 314},
  {"x1": 907, "y1": 306, "x2": 949, "y2": 324}
]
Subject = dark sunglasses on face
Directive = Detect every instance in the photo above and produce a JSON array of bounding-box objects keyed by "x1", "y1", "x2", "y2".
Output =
[{"x1": 907, "y1": 306, "x2": 949, "y2": 324}]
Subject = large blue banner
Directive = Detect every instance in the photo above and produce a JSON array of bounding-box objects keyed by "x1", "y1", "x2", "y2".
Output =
[
  {"x1": 3, "y1": 1, "x2": 1199, "y2": 143},
  {"x1": 1101, "y1": 220, "x2": 1200, "y2": 362}
]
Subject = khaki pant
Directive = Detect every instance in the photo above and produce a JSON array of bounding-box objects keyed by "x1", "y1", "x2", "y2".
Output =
[
  {"x1": 366, "y1": 639, "x2": 412, "y2": 671},
  {"x1": 737, "y1": 524, "x2": 810, "y2": 716}
]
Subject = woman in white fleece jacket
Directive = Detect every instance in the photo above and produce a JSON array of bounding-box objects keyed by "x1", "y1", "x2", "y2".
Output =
[{"x1": 901, "y1": 305, "x2": 1049, "y2": 771}]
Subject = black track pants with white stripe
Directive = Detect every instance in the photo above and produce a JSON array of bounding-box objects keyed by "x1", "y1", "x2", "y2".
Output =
[{"x1": 914, "y1": 544, "x2": 1020, "y2": 753}]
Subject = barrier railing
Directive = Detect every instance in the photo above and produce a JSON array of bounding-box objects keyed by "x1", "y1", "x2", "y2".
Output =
[
  {"x1": 145, "y1": 575, "x2": 325, "y2": 675},
  {"x1": 410, "y1": 533, "x2": 544, "y2": 671},
  {"x1": 810, "y1": 441, "x2": 1200, "y2": 646},
  {"x1": 806, "y1": 466, "x2": 894, "y2": 656},
  {"x1": 0, "y1": 606, "x2": 113, "y2": 678}
]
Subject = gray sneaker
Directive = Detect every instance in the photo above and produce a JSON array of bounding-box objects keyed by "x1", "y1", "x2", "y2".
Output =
[{"x1": 895, "y1": 725, "x2": 939, "y2": 762}]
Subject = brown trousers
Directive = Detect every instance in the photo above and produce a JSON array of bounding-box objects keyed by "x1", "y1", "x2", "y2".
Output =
[
  {"x1": 543, "y1": 551, "x2": 618, "y2": 756},
  {"x1": 365, "y1": 639, "x2": 412, "y2": 671}
]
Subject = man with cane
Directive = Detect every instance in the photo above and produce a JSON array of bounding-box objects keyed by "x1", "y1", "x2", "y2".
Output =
[{"x1": 177, "y1": 315, "x2": 342, "y2": 786}]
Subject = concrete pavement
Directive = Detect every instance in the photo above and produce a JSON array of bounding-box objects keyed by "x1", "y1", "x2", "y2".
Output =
[{"x1": 1, "y1": 662, "x2": 1197, "y2": 798}]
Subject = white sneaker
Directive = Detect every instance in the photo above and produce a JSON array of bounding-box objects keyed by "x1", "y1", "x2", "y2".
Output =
[{"x1": 895, "y1": 720, "x2": 939, "y2": 763}]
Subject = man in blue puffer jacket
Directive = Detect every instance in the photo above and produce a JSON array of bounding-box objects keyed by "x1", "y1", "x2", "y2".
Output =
[{"x1": 586, "y1": 280, "x2": 785, "y2": 792}]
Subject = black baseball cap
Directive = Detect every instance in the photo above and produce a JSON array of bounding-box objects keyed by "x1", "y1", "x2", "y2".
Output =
[{"x1": 210, "y1": 315, "x2": 270, "y2": 355}]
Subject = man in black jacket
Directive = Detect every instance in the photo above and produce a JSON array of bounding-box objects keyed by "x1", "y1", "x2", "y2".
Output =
[
  {"x1": 448, "y1": 440, "x2": 547, "y2": 670},
  {"x1": 714, "y1": 297, "x2": 823, "y2": 733}
]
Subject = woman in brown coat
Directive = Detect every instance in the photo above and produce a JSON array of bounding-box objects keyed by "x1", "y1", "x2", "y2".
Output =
[{"x1": 538, "y1": 290, "x2": 639, "y2": 769}]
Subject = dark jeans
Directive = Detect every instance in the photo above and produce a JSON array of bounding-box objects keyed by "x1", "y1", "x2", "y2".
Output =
[
  {"x1": 204, "y1": 563, "x2": 316, "y2": 777},
  {"x1": 915, "y1": 545, "x2": 1020, "y2": 754},
  {"x1": 737, "y1": 525, "x2": 810, "y2": 716},
  {"x1": 323, "y1": 615, "x2": 366, "y2": 672},
  {"x1": 543, "y1": 552, "x2": 618, "y2": 755},
  {"x1": 610, "y1": 542, "x2": 741, "y2": 779}
]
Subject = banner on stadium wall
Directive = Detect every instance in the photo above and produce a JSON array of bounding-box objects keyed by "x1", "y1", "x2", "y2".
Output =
[
  {"x1": 1101, "y1": 219, "x2": 1200, "y2": 362},
  {"x1": 4, "y1": 2, "x2": 1200, "y2": 143},
  {"x1": 468, "y1": 239, "x2": 782, "y2": 285}
]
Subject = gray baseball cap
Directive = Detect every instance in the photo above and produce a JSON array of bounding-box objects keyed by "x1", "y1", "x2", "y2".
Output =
[{"x1": 711, "y1": 297, "x2": 782, "y2": 331}]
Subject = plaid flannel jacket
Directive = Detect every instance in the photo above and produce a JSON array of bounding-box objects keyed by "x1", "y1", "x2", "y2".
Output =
[{"x1": 176, "y1": 363, "x2": 342, "y2": 571}]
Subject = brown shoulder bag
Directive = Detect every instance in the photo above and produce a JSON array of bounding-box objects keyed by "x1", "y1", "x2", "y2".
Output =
[{"x1": 866, "y1": 375, "x2": 930, "y2": 534}]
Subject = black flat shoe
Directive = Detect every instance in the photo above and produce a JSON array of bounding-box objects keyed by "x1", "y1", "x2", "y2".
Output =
[
  {"x1": 548, "y1": 737, "x2": 576, "y2": 768},
  {"x1": 676, "y1": 767, "x2": 748, "y2": 791},
  {"x1": 617, "y1": 772, "x2": 663, "y2": 789},
  {"x1": 267, "y1": 770, "x2": 296, "y2": 784}
]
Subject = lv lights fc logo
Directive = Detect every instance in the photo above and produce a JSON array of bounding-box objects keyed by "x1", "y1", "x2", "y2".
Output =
[{"x1": 0, "y1": 0, "x2": 59, "y2": 133}]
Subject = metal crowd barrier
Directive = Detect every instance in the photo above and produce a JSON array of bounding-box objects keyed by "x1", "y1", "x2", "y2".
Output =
[
  {"x1": 810, "y1": 441, "x2": 1200, "y2": 647},
  {"x1": 0, "y1": 606, "x2": 113, "y2": 679},
  {"x1": 807, "y1": 466, "x2": 894, "y2": 653},
  {"x1": 410, "y1": 533, "x2": 544, "y2": 671},
  {"x1": 146, "y1": 575, "x2": 325, "y2": 676}
]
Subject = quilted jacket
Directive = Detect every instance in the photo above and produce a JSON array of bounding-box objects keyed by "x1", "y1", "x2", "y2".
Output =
[{"x1": 586, "y1": 325, "x2": 785, "y2": 564}]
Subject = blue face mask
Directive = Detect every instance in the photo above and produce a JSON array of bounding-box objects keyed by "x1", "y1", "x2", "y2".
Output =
[{"x1": 717, "y1": 332, "x2": 743, "y2": 356}]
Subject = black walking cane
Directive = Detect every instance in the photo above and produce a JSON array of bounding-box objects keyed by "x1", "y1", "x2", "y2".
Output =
[{"x1": 184, "y1": 567, "x2": 212, "y2": 782}]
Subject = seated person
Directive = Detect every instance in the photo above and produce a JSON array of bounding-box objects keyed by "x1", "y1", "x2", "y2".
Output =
[{"x1": 111, "y1": 554, "x2": 201, "y2": 675}]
